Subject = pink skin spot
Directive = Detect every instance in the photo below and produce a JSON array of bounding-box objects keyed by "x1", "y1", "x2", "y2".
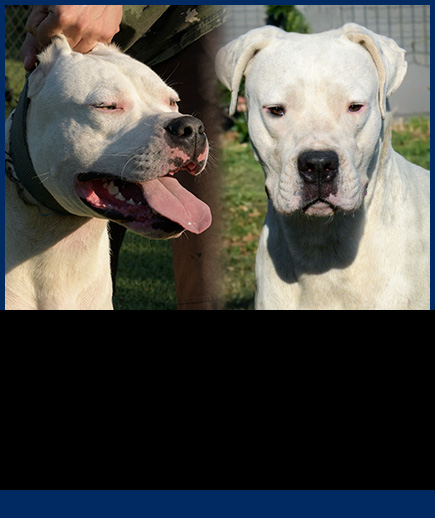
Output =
[
  {"x1": 166, "y1": 145, "x2": 209, "y2": 175},
  {"x1": 170, "y1": 148, "x2": 191, "y2": 163},
  {"x1": 197, "y1": 149, "x2": 208, "y2": 163}
]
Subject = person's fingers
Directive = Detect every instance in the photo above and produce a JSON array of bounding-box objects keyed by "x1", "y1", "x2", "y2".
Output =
[
  {"x1": 36, "y1": 5, "x2": 122, "y2": 53},
  {"x1": 19, "y1": 32, "x2": 42, "y2": 71},
  {"x1": 20, "y1": 5, "x2": 123, "y2": 71},
  {"x1": 69, "y1": 5, "x2": 123, "y2": 53},
  {"x1": 26, "y1": 6, "x2": 60, "y2": 47}
]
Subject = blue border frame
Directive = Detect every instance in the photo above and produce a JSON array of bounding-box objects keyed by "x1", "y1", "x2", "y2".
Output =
[{"x1": 1, "y1": 490, "x2": 435, "y2": 518}]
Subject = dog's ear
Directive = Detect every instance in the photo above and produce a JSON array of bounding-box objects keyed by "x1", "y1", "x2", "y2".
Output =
[
  {"x1": 342, "y1": 23, "x2": 407, "y2": 119},
  {"x1": 216, "y1": 25, "x2": 286, "y2": 115},
  {"x1": 37, "y1": 34, "x2": 73, "y2": 66},
  {"x1": 28, "y1": 35, "x2": 73, "y2": 97}
]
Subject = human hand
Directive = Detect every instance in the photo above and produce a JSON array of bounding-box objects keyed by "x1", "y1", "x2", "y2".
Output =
[{"x1": 20, "y1": 5, "x2": 123, "y2": 71}]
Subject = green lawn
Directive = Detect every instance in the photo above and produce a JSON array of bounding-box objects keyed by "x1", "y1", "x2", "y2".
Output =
[
  {"x1": 391, "y1": 116, "x2": 430, "y2": 170},
  {"x1": 221, "y1": 139, "x2": 266, "y2": 309},
  {"x1": 5, "y1": 58, "x2": 26, "y2": 119},
  {"x1": 113, "y1": 233, "x2": 176, "y2": 310}
]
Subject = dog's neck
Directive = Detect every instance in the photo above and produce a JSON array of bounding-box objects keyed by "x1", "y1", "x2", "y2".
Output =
[
  {"x1": 5, "y1": 172, "x2": 110, "y2": 309},
  {"x1": 8, "y1": 77, "x2": 73, "y2": 216},
  {"x1": 273, "y1": 206, "x2": 366, "y2": 276},
  {"x1": 5, "y1": 126, "x2": 110, "y2": 309},
  {"x1": 5, "y1": 167, "x2": 107, "y2": 262}
]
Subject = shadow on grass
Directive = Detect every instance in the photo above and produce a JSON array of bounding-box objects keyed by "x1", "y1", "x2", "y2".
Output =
[
  {"x1": 113, "y1": 231, "x2": 176, "y2": 310},
  {"x1": 224, "y1": 296, "x2": 255, "y2": 310}
]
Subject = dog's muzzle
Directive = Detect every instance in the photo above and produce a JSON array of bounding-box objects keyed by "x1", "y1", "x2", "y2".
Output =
[{"x1": 298, "y1": 150, "x2": 339, "y2": 214}]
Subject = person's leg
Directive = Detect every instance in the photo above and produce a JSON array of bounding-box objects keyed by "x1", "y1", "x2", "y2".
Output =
[
  {"x1": 110, "y1": 29, "x2": 223, "y2": 308},
  {"x1": 153, "y1": 30, "x2": 223, "y2": 309}
]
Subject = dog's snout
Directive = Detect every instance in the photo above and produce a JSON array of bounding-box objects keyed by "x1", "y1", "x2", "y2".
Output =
[
  {"x1": 165, "y1": 116, "x2": 205, "y2": 141},
  {"x1": 298, "y1": 150, "x2": 339, "y2": 184}
]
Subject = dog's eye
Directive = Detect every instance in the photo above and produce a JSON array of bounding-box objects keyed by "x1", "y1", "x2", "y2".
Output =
[
  {"x1": 169, "y1": 98, "x2": 179, "y2": 109},
  {"x1": 93, "y1": 102, "x2": 118, "y2": 110},
  {"x1": 266, "y1": 106, "x2": 285, "y2": 117},
  {"x1": 348, "y1": 103, "x2": 364, "y2": 113}
]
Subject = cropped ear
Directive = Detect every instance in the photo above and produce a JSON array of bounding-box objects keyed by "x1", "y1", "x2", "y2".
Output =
[
  {"x1": 341, "y1": 23, "x2": 407, "y2": 119},
  {"x1": 215, "y1": 25, "x2": 287, "y2": 115},
  {"x1": 28, "y1": 35, "x2": 73, "y2": 97}
]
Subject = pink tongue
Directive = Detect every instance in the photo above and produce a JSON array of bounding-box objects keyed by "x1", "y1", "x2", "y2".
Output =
[{"x1": 140, "y1": 176, "x2": 212, "y2": 234}]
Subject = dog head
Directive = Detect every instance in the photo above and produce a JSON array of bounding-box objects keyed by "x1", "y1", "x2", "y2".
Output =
[
  {"x1": 216, "y1": 24, "x2": 407, "y2": 217},
  {"x1": 24, "y1": 36, "x2": 211, "y2": 238}
]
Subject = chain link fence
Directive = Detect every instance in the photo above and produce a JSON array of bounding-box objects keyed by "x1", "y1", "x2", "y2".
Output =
[
  {"x1": 222, "y1": 5, "x2": 430, "y2": 115},
  {"x1": 223, "y1": 5, "x2": 430, "y2": 66},
  {"x1": 297, "y1": 5, "x2": 430, "y2": 67},
  {"x1": 5, "y1": 5, "x2": 31, "y2": 112},
  {"x1": 5, "y1": 5, "x2": 431, "y2": 114}
]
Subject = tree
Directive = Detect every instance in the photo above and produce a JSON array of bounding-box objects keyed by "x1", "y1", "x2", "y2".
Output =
[{"x1": 265, "y1": 5, "x2": 310, "y2": 34}]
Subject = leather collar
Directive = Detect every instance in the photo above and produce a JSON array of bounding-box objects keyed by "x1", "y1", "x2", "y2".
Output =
[{"x1": 9, "y1": 74, "x2": 72, "y2": 216}]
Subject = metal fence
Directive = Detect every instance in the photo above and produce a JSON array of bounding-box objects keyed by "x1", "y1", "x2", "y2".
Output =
[
  {"x1": 5, "y1": 5, "x2": 31, "y2": 110},
  {"x1": 223, "y1": 5, "x2": 430, "y2": 67},
  {"x1": 5, "y1": 5, "x2": 431, "y2": 112},
  {"x1": 221, "y1": 4, "x2": 430, "y2": 115},
  {"x1": 298, "y1": 5, "x2": 430, "y2": 67},
  {"x1": 5, "y1": 5, "x2": 29, "y2": 60}
]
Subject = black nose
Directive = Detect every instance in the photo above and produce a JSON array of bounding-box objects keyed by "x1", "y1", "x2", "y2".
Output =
[
  {"x1": 165, "y1": 116, "x2": 205, "y2": 142},
  {"x1": 298, "y1": 150, "x2": 339, "y2": 184}
]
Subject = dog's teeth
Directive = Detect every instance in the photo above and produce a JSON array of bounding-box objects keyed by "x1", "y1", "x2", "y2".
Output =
[
  {"x1": 127, "y1": 198, "x2": 136, "y2": 205},
  {"x1": 107, "y1": 181, "x2": 119, "y2": 195},
  {"x1": 115, "y1": 192, "x2": 125, "y2": 201}
]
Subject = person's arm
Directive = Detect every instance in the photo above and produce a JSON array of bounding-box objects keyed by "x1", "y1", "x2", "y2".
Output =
[{"x1": 20, "y1": 5, "x2": 123, "y2": 71}]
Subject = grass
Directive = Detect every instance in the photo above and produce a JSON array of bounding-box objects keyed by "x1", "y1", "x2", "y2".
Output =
[
  {"x1": 111, "y1": 138, "x2": 266, "y2": 311},
  {"x1": 391, "y1": 116, "x2": 430, "y2": 170},
  {"x1": 5, "y1": 58, "x2": 27, "y2": 119},
  {"x1": 113, "y1": 234, "x2": 176, "y2": 310},
  {"x1": 221, "y1": 138, "x2": 266, "y2": 309}
]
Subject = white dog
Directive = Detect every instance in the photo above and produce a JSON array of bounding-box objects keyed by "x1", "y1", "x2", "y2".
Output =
[
  {"x1": 5, "y1": 36, "x2": 211, "y2": 310},
  {"x1": 216, "y1": 24, "x2": 430, "y2": 310}
]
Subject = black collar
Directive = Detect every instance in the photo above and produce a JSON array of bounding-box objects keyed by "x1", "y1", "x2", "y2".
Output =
[{"x1": 8, "y1": 75, "x2": 72, "y2": 216}]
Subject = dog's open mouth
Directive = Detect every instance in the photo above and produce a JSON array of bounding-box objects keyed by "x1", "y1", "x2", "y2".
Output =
[{"x1": 75, "y1": 172, "x2": 212, "y2": 237}]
